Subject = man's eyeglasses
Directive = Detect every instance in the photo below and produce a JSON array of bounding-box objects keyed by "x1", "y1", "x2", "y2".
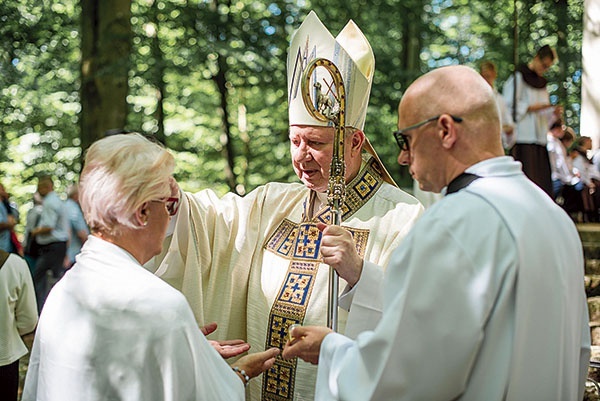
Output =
[
  {"x1": 393, "y1": 115, "x2": 463, "y2": 152},
  {"x1": 151, "y1": 197, "x2": 180, "y2": 216}
]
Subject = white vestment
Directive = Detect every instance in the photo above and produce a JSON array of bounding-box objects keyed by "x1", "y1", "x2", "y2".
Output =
[
  {"x1": 547, "y1": 134, "x2": 578, "y2": 185},
  {"x1": 151, "y1": 156, "x2": 423, "y2": 400},
  {"x1": 0, "y1": 253, "x2": 38, "y2": 366},
  {"x1": 493, "y1": 89, "x2": 515, "y2": 149},
  {"x1": 316, "y1": 156, "x2": 590, "y2": 401},
  {"x1": 502, "y1": 72, "x2": 554, "y2": 146},
  {"x1": 23, "y1": 235, "x2": 244, "y2": 401},
  {"x1": 573, "y1": 152, "x2": 600, "y2": 186}
]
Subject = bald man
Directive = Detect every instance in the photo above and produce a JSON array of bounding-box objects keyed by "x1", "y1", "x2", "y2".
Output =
[{"x1": 282, "y1": 65, "x2": 590, "y2": 401}]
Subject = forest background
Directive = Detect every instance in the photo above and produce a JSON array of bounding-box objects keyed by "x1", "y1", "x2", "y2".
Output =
[{"x1": 0, "y1": 0, "x2": 584, "y2": 234}]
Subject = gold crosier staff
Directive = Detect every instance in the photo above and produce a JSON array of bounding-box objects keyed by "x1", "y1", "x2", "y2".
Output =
[{"x1": 301, "y1": 58, "x2": 346, "y2": 332}]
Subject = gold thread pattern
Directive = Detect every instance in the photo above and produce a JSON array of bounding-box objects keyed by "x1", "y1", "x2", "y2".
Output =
[{"x1": 260, "y1": 157, "x2": 382, "y2": 400}]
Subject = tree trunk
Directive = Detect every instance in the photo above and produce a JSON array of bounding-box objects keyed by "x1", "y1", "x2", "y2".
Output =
[
  {"x1": 555, "y1": 0, "x2": 569, "y2": 105},
  {"x1": 80, "y1": 0, "x2": 131, "y2": 155},
  {"x1": 401, "y1": 1, "x2": 424, "y2": 78},
  {"x1": 150, "y1": 1, "x2": 166, "y2": 144},
  {"x1": 213, "y1": 55, "x2": 238, "y2": 193}
]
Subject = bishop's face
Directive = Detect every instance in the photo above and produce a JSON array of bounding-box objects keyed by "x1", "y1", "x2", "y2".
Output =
[{"x1": 289, "y1": 125, "x2": 336, "y2": 193}]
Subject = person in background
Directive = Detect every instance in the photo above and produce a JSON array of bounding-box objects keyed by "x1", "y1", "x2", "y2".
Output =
[
  {"x1": 591, "y1": 139, "x2": 600, "y2": 175},
  {"x1": 64, "y1": 183, "x2": 89, "y2": 268},
  {"x1": 556, "y1": 127, "x2": 588, "y2": 219},
  {"x1": 571, "y1": 136, "x2": 600, "y2": 222},
  {"x1": 3, "y1": 188, "x2": 23, "y2": 256},
  {"x1": 0, "y1": 249, "x2": 38, "y2": 401},
  {"x1": 479, "y1": 60, "x2": 515, "y2": 151},
  {"x1": 502, "y1": 45, "x2": 562, "y2": 197},
  {"x1": 0, "y1": 182, "x2": 18, "y2": 254},
  {"x1": 149, "y1": 11, "x2": 423, "y2": 401},
  {"x1": 30, "y1": 175, "x2": 70, "y2": 312},
  {"x1": 283, "y1": 65, "x2": 589, "y2": 401},
  {"x1": 22, "y1": 133, "x2": 279, "y2": 401},
  {"x1": 547, "y1": 120, "x2": 581, "y2": 200},
  {"x1": 23, "y1": 192, "x2": 44, "y2": 273}
]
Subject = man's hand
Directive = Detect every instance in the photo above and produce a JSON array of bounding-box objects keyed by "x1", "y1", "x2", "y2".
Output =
[
  {"x1": 232, "y1": 347, "x2": 280, "y2": 380},
  {"x1": 553, "y1": 105, "x2": 564, "y2": 118},
  {"x1": 281, "y1": 325, "x2": 332, "y2": 364},
  {"x1": 317, "y1": 222, "x2": 363, "y2": 287},
  {"x1": 200, "y1": 322, "x2": 250, "y2": 359}
]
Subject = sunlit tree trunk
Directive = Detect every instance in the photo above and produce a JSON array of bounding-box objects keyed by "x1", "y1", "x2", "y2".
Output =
[
  {"x1": 80, "y1": 0, "x2": 131, "y2": 154},
  {"x1": 209, "y1": 0, "x2": 238, "y2": 194},
  {"x1": 149, "y1": 1, "x2": 166, "y2": 144},
  {"x1": 213, "y1": 55, "x2": 238, "y2": 193},
  {"x1": 402, "y1": 8, "x2": 423, "y2": 77},
  {"x1": 555, "y1": 0, "x2": 569, "y2": 105}
]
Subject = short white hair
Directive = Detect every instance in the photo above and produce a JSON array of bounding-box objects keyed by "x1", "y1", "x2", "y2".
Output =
[{"x1": 79, "y1": 133, "x2": 175, "y2": 235}]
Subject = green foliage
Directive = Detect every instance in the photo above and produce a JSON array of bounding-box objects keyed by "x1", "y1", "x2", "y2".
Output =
[
  {"x1": 127, "y1": 0, "x2": 297, "y2": 195},
  {"x1": 0, "y1": 0, "x2": 80, "y2": 227},
  {"x1": 0, "y1": 0, "x2": 586, "y2": 224}
]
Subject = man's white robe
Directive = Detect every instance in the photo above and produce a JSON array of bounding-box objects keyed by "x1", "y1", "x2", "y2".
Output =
[
  {"x1": 152, "y1": 157, "x2": 423, "y2": 400},
  {"x1": 0, "y1": 253, "x2": 38, "y2": 366},
  {"x1": 315, "y1": 157, "x2": 590, "y2": 401},
  {"x1": 23, "y1": 236, "x2": 245, "y2": 401},
  {"x1": 502, "y1": 72, "x2": 554, "y2": 146}
]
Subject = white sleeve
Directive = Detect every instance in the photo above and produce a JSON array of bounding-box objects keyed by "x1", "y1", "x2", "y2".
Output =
[
  {"x1": 315, "y1": 219, "x2": 502, "y2": 400},
  {"x1": 340, "y1": 260, "x2": 384, "y2": 339},
  {"x1": 14, "y1": 256, "x2": 39, "y2": 334},
  {"x1": 161, "y1": 301, "x2": 245, "y2": 401}
]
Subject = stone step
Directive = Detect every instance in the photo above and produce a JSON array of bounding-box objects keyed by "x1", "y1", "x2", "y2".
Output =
[
  {"x1": 588, "y1": 298, "x2": 600, "y2": 346},
  {"x1": 588, "y1": 261, "x2": 600, "y2": 276},
  {"x1": 579, "y1": 224, "x2": 600, "y2": 260},
  {"x1": 586, "y1": 275, "x2": 600, "y2": 297},
  {"x1": 579, "y1": 223, "x2": 600, "y2": 239},
  {"x1": 577, "y1": 223, "x2": 600, "y2": 260},
  {"x1": 573, "y1": 226, "x2": 600, "y2": 400},
  {"x1": 579, "y1": 224, "x2": 600, "y2": 242},
  {"x1": 585, "y1": 245, "x2": 600, "y2": 261},
  {"x1": 588, "y1": 347, "x2": 600, "y2": 400},
  {"x1": 589, "y1": 297, "x2": 600, "y2": 323}
]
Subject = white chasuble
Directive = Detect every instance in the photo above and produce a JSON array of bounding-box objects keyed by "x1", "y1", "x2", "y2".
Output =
[{"x1": 152, "y1": 156, "x2": 423, "y2": 401}]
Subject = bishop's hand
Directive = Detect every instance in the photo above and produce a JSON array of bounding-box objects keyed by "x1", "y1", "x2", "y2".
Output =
[{"x1": 317, "y1": 222, "x2": 363, "y2": 287}]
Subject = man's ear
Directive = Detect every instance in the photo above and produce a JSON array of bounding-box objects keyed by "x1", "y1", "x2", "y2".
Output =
[
  {"x1": 438, "y1": 115, "x2": 458, "y2": 150},
  {"x1": 350, "y1": 129, "x2": 366, "y2": 157}
]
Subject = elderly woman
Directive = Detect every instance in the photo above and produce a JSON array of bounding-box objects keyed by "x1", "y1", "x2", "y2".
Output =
[{"x1": 23, "y1": 133, "x2": 278, "y2": 400}]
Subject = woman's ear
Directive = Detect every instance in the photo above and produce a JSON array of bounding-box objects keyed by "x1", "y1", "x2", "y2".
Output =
[{"x1": 136, "y1": 202, "x2": 149, "y2": 227}]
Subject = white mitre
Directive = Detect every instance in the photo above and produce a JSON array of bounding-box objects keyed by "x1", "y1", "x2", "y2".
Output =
[
  {"x1": 287, "y1": 11, "x2": 373, "y2": 130},
  {"x1": 287, "y1": 11, "x2": 396, "y2": 186}
]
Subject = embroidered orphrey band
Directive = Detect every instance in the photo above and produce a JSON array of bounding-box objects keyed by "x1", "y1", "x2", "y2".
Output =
[{"x1": 260, "y1": 155, "x2": 382, "y2": 400}]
